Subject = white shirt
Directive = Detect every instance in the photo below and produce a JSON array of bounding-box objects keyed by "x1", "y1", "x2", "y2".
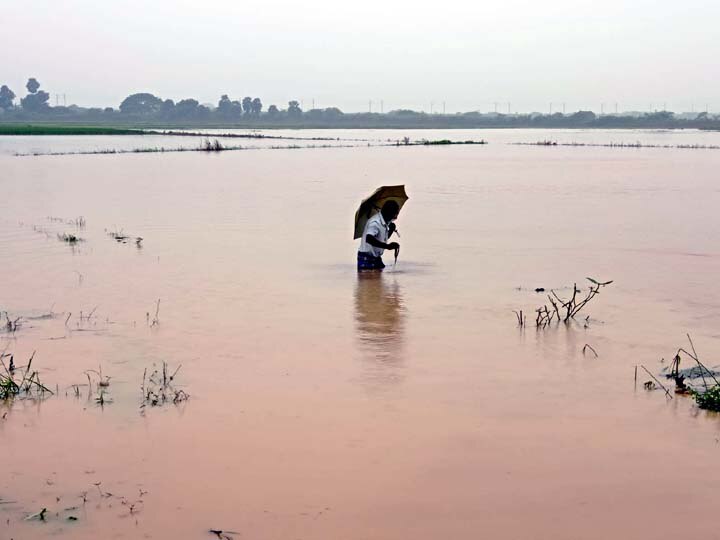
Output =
[{"x1": 358, "y1": 212, "x2": 389, "y2": 257}]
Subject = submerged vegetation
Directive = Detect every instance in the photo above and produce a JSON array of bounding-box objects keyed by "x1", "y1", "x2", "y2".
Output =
[
  {"x1": 14, "y1": 136, "x2": 491, "y2": 157},
  {"x1": 0, "y1": 351, "x2": 53, "y2": 400},
  {"x1": 58, "y1": 232, "x2": 83, "y2": 244},
  {"x1": 515, "y1": 277, "x2": 613, "y2": 328},
  {"x1": 141, "y1": 362, "x2": 188, "y2": 410},
  {"x1": 417, "y1": 139, "x2": 487, "y2": 145},
  {"x1": 661, "y1": 335, "x2": 720, "y2": 411},
  {"x1": 514, "y1": 140, "x2": 720, "y2": 150}
]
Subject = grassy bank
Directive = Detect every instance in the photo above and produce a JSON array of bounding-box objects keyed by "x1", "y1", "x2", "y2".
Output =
[{"x1": 0, "y1": 124, "x2": 146, "y2": 135}]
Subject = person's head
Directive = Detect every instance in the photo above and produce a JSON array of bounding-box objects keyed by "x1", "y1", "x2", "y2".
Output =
[{"x1": 381, "y1": 200, "x2": 400, "y2": 222}]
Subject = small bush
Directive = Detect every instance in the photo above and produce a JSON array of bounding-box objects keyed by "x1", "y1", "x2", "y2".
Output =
[{"x1": 692, "y1": 386, "x2": 720, "y2": 412}]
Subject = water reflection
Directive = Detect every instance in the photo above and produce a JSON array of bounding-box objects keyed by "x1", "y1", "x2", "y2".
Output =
[{"x1": 354, "y1": 273, "x2": 405, "y2": 390}]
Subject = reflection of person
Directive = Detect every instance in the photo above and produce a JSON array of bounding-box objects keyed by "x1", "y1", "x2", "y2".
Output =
[
  {"x1": 357, "y1": 201, "x2": 400, "y2": 271},
  {"x1": 354, "y1": 273, "x2": 404, "y2": 358}
]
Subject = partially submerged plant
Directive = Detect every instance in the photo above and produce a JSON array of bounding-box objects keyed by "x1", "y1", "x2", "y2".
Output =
[
  {"x1": 107, "y1": 228, "x2": 130, "y2": 241},
  {"x1": 3, "y1": 312, "x2": 22, "y2": 333},
  {"x1": 141, "y1": 361, "x2": 188, "y2": 410},
  {"x1": 515, "y1": 277, "x2": 613, "y2": 328},
  {"x1": 0, "y1": 351, "x2": 53, "y2": 400},
  {"x1": 107, "y1": 227, "x2": 143, "y2": 246},
  {"x1": 58, "y1": 232, "x2": 83, "y2": 244},
  {"x1": 661, "y1": 335, "x2": 720, "y2": 411},
  {"x1": 201, "y1": 138, "x2": 225, "y2": 151},
  {"x1": 693, "y1": 385, "x2": 720, "y2": 412}
]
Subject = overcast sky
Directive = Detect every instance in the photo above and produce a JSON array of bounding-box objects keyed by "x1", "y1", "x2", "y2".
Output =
[{"x1": 3, "y1": 0, "x2": 719, "y2": 113}]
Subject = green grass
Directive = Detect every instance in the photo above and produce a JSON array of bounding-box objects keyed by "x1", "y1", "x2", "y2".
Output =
[{"x1": 0, "y1": 124, "x2": 146, "y2": 135}]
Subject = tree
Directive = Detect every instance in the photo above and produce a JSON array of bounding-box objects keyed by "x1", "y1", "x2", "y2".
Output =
[
  {"x1": 26, "y1": 78, "x2": 40, "y2": 94},
  {"x1": 119, "y1": 93, "x2": 164, "y2": 115},
  {"x1": 242, "y1": 96, "x2": 253, "y2": 115},
  {"x1": 196, "y1": 104, "x2": 211, "y2": 120},
  {"x1": 267, "y1": 104, "x2": 279, "y2": 117},
  {"x1": 251, "y1": 97, "x2": 262, "y2": 115},
  {"x1": 160, "y1": 99, "x2": 175, "y2": 117},
  {"x1": 0, "y1": 85, "x2": 15, "y2": 110},
  {"x1": 288, "y1": 100, "x2": 302, "y2": 118},
  {"x1": 19, "y1": 78, "x2": 49, "y2": 112},
  {"x1": 175, "y1": 98, "x2": 200, "y2": 118},
  {"x1": 569, "y1": 110, "x2": 596, "y2": 124},
  {"x1": 218, "y1": 94, "x2": 233, "y2": 115},
  {"x1": 21, "y1": 90, "x2": 50, "y2": 112},
  {"x1": 324, "y1": 107, "x2": 343, "y2": 118},
  {"x1": 217, "y1": 94, "x2": 242, "y2": 119}
]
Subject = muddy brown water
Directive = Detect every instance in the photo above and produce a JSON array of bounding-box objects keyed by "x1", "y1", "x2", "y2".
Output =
[{"x1": 1, "y1": 129, "x2": 720, "y2": 539}]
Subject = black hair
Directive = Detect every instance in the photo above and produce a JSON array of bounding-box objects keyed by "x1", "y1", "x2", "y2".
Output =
[{"x1": 381, "y1": 200, "x2": 400, "y2": 220}]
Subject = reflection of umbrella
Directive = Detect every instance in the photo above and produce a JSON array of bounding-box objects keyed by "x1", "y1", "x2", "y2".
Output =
[{"x1": 353, "y1": 185, "x2": 409, "y2": 239}]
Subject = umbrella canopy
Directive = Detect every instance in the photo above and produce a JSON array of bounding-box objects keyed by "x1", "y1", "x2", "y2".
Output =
[{"x1": 353, "y1": 185, "x2": 408, "y2": 239}]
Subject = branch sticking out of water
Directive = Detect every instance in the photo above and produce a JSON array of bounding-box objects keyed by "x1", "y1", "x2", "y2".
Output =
[
  {"x1": 524, "y1": 277, "x2": 613, "y2": 329},
  {"x1": 640, "y1": 364, "x2": 672, "y2": 399}
]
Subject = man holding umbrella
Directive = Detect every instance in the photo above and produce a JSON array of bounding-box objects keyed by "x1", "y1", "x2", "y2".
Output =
[
  {"x1": 357, "y1": 200, "x2": 401, "y2": 271},
  {"x1": 355, "y1": 185, "x2": 408, "y2": 271}
]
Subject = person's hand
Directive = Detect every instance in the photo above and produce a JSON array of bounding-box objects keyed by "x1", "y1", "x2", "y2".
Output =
[
  {"x1": 387, "y1": 242, "x2": 400, "y2": 250},
  {"x1": 388, "y1": 222, "x2": 397, "y2": 235}
]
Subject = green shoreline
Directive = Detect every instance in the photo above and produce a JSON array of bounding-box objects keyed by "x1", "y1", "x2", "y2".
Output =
[{"x1": 0, "y1": 124, "x2": 147, "y2": 135}]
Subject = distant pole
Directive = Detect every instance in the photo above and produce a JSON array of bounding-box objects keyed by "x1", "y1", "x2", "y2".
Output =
[
  {"x1": 369, "y1": 100, "x2": 372, "y2": 113},
  {"x1": 549, "y1": 102, "x2": 552, "y2": 114},
  {"x1": 650, "y1": 102, "x2": 653, "y2": 112},
  {"x1": 381, "y1": 100, "x2": 384, "y2": 114},
  {"x1": 691, "y1": 103, "x2": 695, "y2": 113},
  {"x1": 312, "y1": 98, "x2": 315, "y2": 109},
  {"x1": 601, "y1": 103, "x2": 604, "y2": 115},
  {"x1": 443, "y1": 101, "x2": 446, "y2": 114},
  {"x1": 563, "y1": 103, "x2": 566, "y2": 115},
  {"x1": 663, "y1": 102, "x2": 666, "y2": 111},
  {"x1": 507, "y1": 102, "x2": 511, "y2": 114},
  {"x1": 615, "y1": 103, "x2": 618, "y2": 114},
  {"x1": 493, "y1": 102, "x2": 499, "y2": 113},
  {"x1": 63, "y1": 94, "x2": 66, "y2": 106},
  {"x1": 430, "y1": 101, "x2": 434, "y2": 114}
]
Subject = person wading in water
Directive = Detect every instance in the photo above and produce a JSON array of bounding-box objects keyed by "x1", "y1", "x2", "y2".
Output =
[{"x1": 357, "y1": 200, "x2": 400, "y2": 271}]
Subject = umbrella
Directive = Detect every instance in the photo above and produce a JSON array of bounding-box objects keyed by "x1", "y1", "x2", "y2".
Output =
[{"x1": 353, "y1": 185, "x2": 408, "y2": 239}]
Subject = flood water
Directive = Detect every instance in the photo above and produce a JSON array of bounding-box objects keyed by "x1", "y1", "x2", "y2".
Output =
[{"x1": 1, "y1": 129, "x2": 720, "y2": 539}]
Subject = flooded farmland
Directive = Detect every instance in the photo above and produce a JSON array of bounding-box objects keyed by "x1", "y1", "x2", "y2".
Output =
[{"x1": 2, "y1": 128, "x2": 720, "y2": 540}]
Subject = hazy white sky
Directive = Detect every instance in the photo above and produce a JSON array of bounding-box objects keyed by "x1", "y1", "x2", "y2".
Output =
[{"x1": 3, "y1": 0, "x2": 719, "y2": 113}]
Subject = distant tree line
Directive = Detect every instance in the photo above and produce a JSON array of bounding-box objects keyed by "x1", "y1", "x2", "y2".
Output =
[{"x1": 2, "y1": 77, "x2": 720, "y2": 130}]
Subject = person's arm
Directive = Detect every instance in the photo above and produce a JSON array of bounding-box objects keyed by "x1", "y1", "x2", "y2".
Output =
[{"x1": 365, "y1": 234, "x2": 399, "y2": 251}]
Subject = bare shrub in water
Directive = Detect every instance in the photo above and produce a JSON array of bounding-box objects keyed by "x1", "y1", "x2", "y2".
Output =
[
  {"x1": 515, "y1": 277, "x2": 613, "y2": 328},
  {"x1": 140, "y1": 361, "x2": 188, "y2": 411}
]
